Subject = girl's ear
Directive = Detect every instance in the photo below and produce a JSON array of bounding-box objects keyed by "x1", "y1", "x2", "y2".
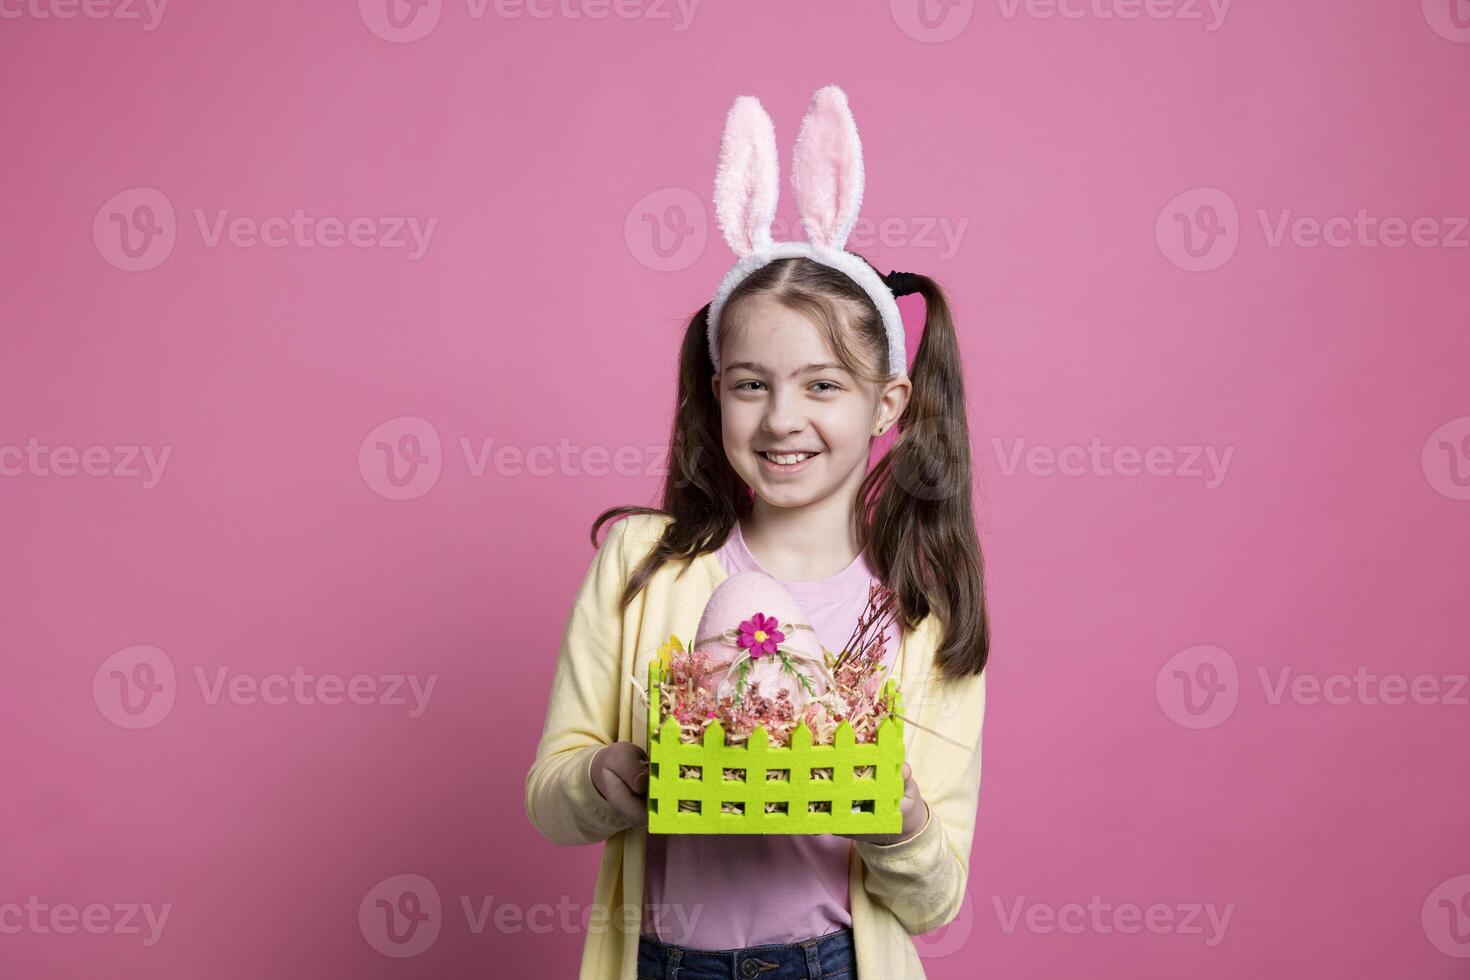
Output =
[
  {"x1": 876, "y1": 376, "x2": 912, "y2": 434},
  {"x1": 713, "y1": 96, "x2": 779, "y2": 257},
  {"x1": 790, "y1": 85, "x2": 865, "y2": 251}
]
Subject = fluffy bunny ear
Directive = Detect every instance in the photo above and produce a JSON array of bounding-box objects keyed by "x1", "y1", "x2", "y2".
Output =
[
  {"x1": 791, "y1": 85, "x2": 864, "y2": 250},
  {"x1": 713, "y1": 96, "x2": 779, "y2": 257}
]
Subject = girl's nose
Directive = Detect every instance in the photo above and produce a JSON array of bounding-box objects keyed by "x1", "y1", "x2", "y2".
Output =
[{"x1": 761, "y1": 389, "x2": 806, "y2": 435}]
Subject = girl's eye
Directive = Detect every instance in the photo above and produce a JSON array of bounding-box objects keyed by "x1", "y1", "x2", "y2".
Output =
[{"x1": 733, "y1": 381, "x2": 841, "y2": 393}]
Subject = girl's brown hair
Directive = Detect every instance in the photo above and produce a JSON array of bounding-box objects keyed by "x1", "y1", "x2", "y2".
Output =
[{"x1": 591, "y1": 255, "x2": 990, "y2": 679}]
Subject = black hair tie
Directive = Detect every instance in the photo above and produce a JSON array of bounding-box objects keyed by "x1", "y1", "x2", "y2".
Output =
[{"x1": 883, "y1": 270, "x2": 923, "y2": 296}]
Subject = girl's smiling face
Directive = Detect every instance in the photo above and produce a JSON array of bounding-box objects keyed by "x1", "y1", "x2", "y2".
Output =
[{"x1": 711, "y1": 295, "x2": 909, "y2": 511}]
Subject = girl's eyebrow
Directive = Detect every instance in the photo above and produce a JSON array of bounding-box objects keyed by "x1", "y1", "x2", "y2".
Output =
[{"x1": 725, "y1": 360, "x2": 848, "y2": 378}]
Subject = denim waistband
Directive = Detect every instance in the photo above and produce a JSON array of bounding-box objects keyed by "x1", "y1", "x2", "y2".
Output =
[{"x1": 636, "y1": 927, "x2": 855, "y2": 979}]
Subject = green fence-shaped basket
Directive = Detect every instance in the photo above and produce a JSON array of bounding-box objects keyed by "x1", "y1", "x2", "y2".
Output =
[{"x1": 646, "y1": 660, "x2": 905, "y2": 835}]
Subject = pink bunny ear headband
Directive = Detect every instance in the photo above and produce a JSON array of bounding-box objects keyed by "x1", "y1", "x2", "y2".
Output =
[{"x1": 708, "y1": 84, "x2": 919, "y2": 380}]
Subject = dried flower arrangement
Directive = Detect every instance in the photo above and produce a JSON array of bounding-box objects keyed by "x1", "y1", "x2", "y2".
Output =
[{"x1": 656, "y1": 580, "x2": 900, "y2": 749}]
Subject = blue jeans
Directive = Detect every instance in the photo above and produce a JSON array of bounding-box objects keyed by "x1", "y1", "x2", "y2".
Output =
[{"x1": 636, "y1": 927, "x2": 855, "y2": 979}]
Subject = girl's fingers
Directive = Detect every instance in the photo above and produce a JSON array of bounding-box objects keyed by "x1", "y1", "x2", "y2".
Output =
[
  {"x1": 609, "y1": 753, "x2": 649, "y2": 795},
  {"x1": 902, "y1": 763, "x2": 922, "y2": 800},
  {"x1": 619, "y1": 762, "x2": 649, "y2": 795},
  {"x1": 590, "y1": 742, "x2": 651, "y2": 823},
  {"x1": 899, "y1": 764, "x2": 924, "y2": 822},
  {"x1": 597, "y1": 769, "x2": 647, "y2": 825}
]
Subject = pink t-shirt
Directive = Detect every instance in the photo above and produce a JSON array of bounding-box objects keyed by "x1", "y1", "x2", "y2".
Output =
[{"x1": 641, "y1": 518, "x2": 900, "y2": 950}]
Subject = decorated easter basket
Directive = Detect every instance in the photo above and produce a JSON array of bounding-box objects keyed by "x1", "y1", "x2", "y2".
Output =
[
  {"x1": 644, "y1": 570, "x2": 907, "y2": 835},
  {"x1": 646, "y1": 661, "x2": 904, "y2": 835}
]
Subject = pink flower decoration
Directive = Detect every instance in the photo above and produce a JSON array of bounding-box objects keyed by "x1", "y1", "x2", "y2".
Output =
[{"x1": 737, "y1": 612, "x2": 785, "y2": 659}]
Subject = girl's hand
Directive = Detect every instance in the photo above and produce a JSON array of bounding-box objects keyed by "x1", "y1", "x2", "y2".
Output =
[
  {"x1": 590, "y1": 741, "x2": 649, "y2": 827},
  {"x1": 838, "y1": 763, "x2": 929, "y2": 846}
]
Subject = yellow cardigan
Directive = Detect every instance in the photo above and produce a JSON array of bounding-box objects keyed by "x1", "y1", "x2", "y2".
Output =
[{"x1": 525, "y1": 513, "x2": 987, "y2": 979}]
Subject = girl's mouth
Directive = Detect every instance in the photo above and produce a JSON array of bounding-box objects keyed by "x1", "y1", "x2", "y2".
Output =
[{"x1": 757, "y1": 450, "x2": 820, "y2": 475}]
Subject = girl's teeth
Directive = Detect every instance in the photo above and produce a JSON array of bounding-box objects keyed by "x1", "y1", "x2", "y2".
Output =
[{"x1": 765, "y1": 452, "x2": 814, "y2": 464}]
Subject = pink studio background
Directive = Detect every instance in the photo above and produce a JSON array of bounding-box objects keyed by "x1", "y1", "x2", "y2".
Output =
[{"x1": 3, "y1": 3, "x2": 1468, "y2": 978}]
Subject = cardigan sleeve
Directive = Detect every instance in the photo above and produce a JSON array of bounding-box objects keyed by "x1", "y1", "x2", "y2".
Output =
[
  {"x1": 524, "y1": 517, "x2": 640, "y2": 846},
  {"x1": 853, "y1": 666, "x2": 987, "y2": 934}
]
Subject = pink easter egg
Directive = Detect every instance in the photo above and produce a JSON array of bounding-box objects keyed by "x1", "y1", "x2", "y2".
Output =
[{"x1": 693, "y1": 569, "x2": 829, "y2": 707}]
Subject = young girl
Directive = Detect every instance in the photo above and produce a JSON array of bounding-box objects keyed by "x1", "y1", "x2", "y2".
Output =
[{"x1": 526, "y1": 86, "x2": 989, "y2": 980}]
